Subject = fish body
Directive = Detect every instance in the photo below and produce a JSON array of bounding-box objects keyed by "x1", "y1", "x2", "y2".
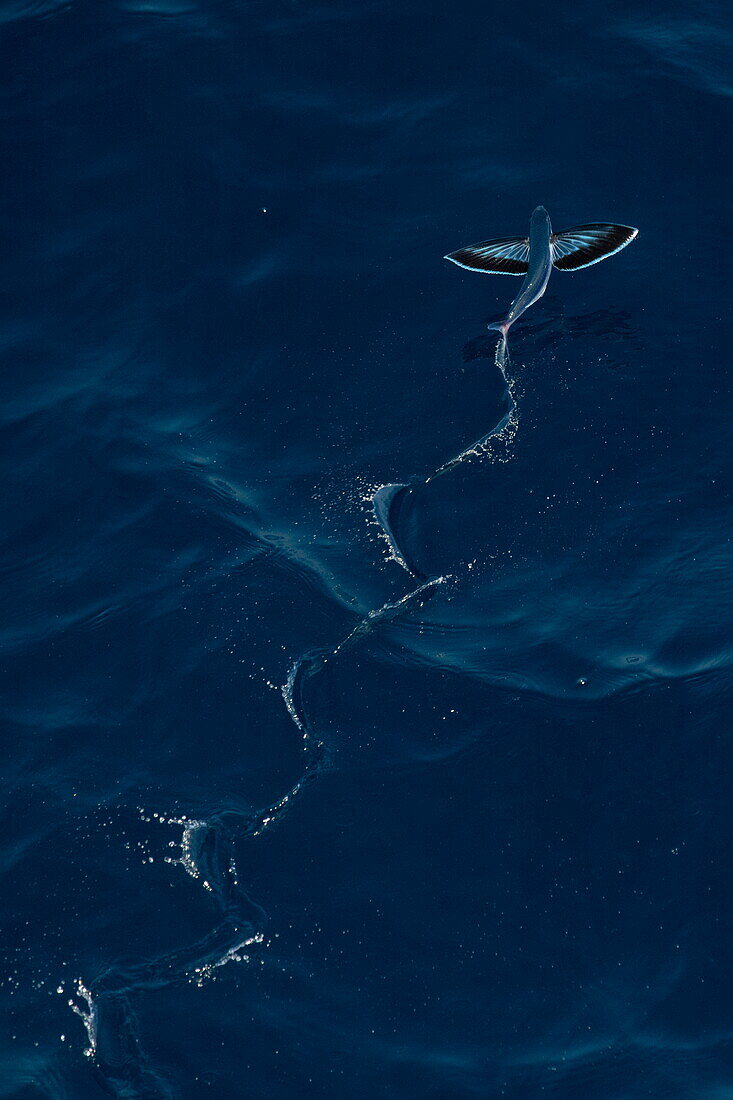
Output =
[{"x1": 495, "y1": 205, "x2": 553, "y2": 335}]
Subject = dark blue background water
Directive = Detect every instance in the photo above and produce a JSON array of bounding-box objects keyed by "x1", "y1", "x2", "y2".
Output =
[{"x1": 1, "y1": 1, "x2": 732, "y2": 1096}]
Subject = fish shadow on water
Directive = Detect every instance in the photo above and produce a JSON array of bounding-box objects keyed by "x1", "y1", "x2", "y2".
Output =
[{"x1": 463, "y1": 294, "x2": 641, "y2": 372}]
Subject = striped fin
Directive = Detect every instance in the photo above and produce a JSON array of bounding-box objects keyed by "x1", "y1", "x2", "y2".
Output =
[
  {"x1": 444, "y1": 236, "x2": 529, "y2": 276},
  {"x1": 551, "y1": 224, "x2": 638, "y2": 271}
]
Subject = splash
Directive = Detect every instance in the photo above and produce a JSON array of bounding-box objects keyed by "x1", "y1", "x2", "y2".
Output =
[
  {"x1": 68, "y1": 980, "x2": 97, "y2": 1059},
  {"x1": 271, "y1": 575, "x2": 451, "y2": 831},
  {"x1": 69, "y1": 978, "x2": 176, "y2": 1099},
  {"x1": 368, "y1": 336, "x2": 518, "y2": 578},
  {"x1": 164, "y1": 815, "x2": 208, "y2": 885},
  {"x1": 370, "y1": 482, "x2": 419, "y2": 576},
  {"x1": 68, "y1": 812, "x2": 266, "y2": 1097},
  {"x1": 426, "y1": 335, "x2": 518, "y2": 482},
  {"x1": 191, "y1": 932, "x2": 265, "y2": 988},
  {"x1": 250, "y1": 781, "x2": 304, "y2": 837}
]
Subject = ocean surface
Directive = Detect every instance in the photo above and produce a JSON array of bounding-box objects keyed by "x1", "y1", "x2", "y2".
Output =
[{"x1": 1, "y1": 1, "x2": 732, "y2": 1096}]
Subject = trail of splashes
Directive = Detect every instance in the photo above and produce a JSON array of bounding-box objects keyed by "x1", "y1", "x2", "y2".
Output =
[
  {"x1": 69, "y1": 982, "x2": 175, "y2": 1099},
  {"x1": 369, "y1": 336, "x2": 516, "y2": 579},
  {"x1": 254, "y1": 574, "x2": 452, "y2": 837},
  {"x1": 279, "y1": 579, "x2": 453, "y2": 737},
  {"x1": 68, "y1": 813, "x2": 267, "y2": 1098},
  {"x1": 68, "y1": 337, "x2": 503, "y2": 1097},
  {"x1": 69, "y1": 575, "x2": 452, "y2": 1093},
  {"x1": 427, "y1": 335, "x2": 517, "y2": 482}
]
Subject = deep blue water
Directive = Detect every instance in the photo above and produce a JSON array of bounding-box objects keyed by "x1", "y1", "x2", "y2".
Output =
[{"x1": 1, "y1": 1, "x2": 732, "y2": 1096}]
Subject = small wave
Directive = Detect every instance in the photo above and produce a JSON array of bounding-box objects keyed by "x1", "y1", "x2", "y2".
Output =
[
  {"x1": 612, "y1": 14, "x2": 733, "y2": 98},
  {"x1": 120, "y1": 0, "x2": 199, "y2": 14},
  {"x1": 0, "y1": 1, "x2": 70, "y2": 25}
]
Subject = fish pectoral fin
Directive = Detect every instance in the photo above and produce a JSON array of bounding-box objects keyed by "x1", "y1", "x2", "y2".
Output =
[
  {"x1": 444, "y1": 236, "x2": 529, "y2": 275},
  {"x1": 551, "y1": 224, "x2": 638, "y2": 271}
]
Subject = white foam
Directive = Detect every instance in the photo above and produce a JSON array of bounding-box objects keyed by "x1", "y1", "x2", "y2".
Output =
[
  {"x1": 68, "y1": 979, "x2": 97, "y2": 1058},
  {"x1": 366, "y1": 482, "x2": 415, "y2": 575},
  {"x1": 252, "y1": 780, "x2": 303, "y2": 836},
  {"x1": 146, "y1": 813, "x2": 211, "y2": 888},
  {"x1": 190, "y1": 932, "x2": 264, "y2": 987}
]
